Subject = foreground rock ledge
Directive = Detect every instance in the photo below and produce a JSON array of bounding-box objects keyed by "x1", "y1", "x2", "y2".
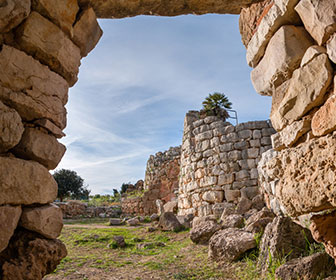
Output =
[
  {"x1": 79, "y1": 0, "x2": 265, "y2": 18},
  {"x1": 0, "y1": 157, "x2": 57, "y2": 205}
]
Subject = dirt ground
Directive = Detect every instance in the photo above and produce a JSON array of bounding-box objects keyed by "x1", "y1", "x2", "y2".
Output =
[{"x1": 43, "y1": 220, "x2": 242, "y2": 280}]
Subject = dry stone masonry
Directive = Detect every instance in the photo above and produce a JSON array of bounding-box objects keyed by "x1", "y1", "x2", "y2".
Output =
[
  {"x1": 241, "y1": 0, "x2": 336, "y2": 261},
  {"x1": 178, "y1": 111, "x2": 275, "y2": 217},
  {"x1": 0, "y1": 0, "x2": 102, "y2": 278},
  {"x1": 122, "y1": 146, "x2": 181, "y2": 216}
]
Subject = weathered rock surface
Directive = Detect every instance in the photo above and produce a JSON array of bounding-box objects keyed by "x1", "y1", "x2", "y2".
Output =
[
  {"x1": 266, "y1": 133, "x2": 336, "y2": 216},
  {"x1": 19, "y1": 204, "x2": 63, "y2": 239},
  {"x1": 244, "y1": 208, "x2": 274, "y2": 233},
  {"x1": 300, "y1": 45, "x2": 327, "y2": 67},
  {"x1": 31, "y1": 0, "x2": 79, "y2": 37},
  {"x1": 0, "y1": 45, "x2": 67, "y2": 129},
  {"x1": 73, "y1": 7, "x2": 103, "y2": 57},
  {"x1": 158, "y1": 212, "x2": 183, "y2": 232},
  {"x1": 34, "y1": 119, "x2": 65, "y2": 138},
  {"x1": 245, "y1": 0, "x2": 301, "y2": 67},
  {"x1": 0, "y1": 229, "x2": 67, "y2": 280},
  {"x1": 16, "y1": 12, "x2": 81, "y2": 86},
  {"x1": 163, "y1": 200, "x2": 178, "y2": 213},
  {"x1": 0, "y1": 101, "x2": 24, "y2": 153},
  {"x1": 275, "y1": 252, "x2": 335, "y2": 280},
  {"x1": 12, "y1": 127, "x2": 66, "y2": 170},
  {"x1": 271, "y1": 117, "x2": 311, "y2": 150},
  {"x1": 176, "y1": 214, "x2": 194, "y2": 229},
  {"x1": 112, "y1": 236, "x2": 126, "y2": 248},
  {"x1": 312, "y1": 93, "x2": 336, "y2": 137},
  {"x1": 126, "y1": 217, "x2": 140, "y2": 226},
  {"x1": 295, "y1": 0, "x2": 336, "y2": 45},
  {"x1": 221, "y1": 214, "x2": 244, "y2": 229},
  {"x1": 0, "y1": 206, "x2": 21, "y2": 253},
  {"x1": 258, "y1": 217, "x2": 313, "y2": 272},
  {"x1": 310, "y1": 212, "x2": 336, "y2": 260},
  {"x1": 0, "y1": 0, "x2": 30, "y2": 33},
  {"x1": 0, "y1": 157, "x2": 57, "y2": 205},
  {"x1": 109, "y1": 218, "x2": 125, "y2": 226},
  {"x1": 80, "y1": 0, "x2": 266, "y2": 18},
  {"x1": 190, "y1": 220, "x2": 221, "y2": 244},
  {"x1": 209, "y1": 228, "x2": 256, "y2": 261},
  {"x1": 236, "y1": 197, "x2": 252, "y2": 214},
  {"x1": 327, "y1": 33, "x2": 336, "y2": 64},
  {"x1": 251, "y1": 25, "x2": 313, "y2": 96},
  {"x1": 271, "y1": 53, "x2": 333, "y2": 131}
]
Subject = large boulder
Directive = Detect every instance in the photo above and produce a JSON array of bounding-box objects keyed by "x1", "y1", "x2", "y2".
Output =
[
  {"x1": 0, "y1": 101, "x2": 24, "y2": 153},
  {"x1": 0, "y1": 0, "x2": 30, "y2": 33},
  {"x1": 258, "y1": 217, "x2": 313, "y2": 272},
  {"x1": 251, "y1": 25, "x2": 313, "y2": 96},
  {"x1": 208, "y1": 228, "x2": 256, "y2": 262},
  {"x1": 190, "y1": 220, "x2": 221, "y2": 245},
  {"x1": 163, "y1": 200, "x2": 178, "y2": 214},
  {"x1": 244, "y1": 208, "x2": 275, "y2": 233},
  {"x1": 221, "y1": 214, "x2": 244, "y2": 229},
  {"x1": 275, "y1": 252, "x2": 335, "y2": 280},
  {"x1": 0, "y1": 157, "x2": 57, "y2": 205},
  {"x1": 158, "y1": 212, "x2": 183, "y2": 232},
  {"x1": 0, "y1": 206, "x2": 22, "y2": 253},
  {"x1": 0, "y1": 229, "x2": 67, "y2": 280},
  {"x1": 19, "y1": 204, "x2": 63, "y2": 239},
  {"x1": 176, "y1": 214, "x2": 194, "y2": 229}
]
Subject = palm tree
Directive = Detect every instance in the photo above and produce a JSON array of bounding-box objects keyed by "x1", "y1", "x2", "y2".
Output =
[{"x1": 202, "y1": 92, "x2": 232, "y2": 120}]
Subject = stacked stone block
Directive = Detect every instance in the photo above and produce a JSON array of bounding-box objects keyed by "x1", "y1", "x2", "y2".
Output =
[
  {"x1": 122, "y1": 146, "x2": 181, "y2": 216},
  {"x1": 178, "y1": 111, "x2": 274, "y2": 217},
  {"x1": 0, "y1": 0, "x2": 102, "y2": 278},
  {"x1": 241, "y1": 0, "x2": 336, "y2": 260}
]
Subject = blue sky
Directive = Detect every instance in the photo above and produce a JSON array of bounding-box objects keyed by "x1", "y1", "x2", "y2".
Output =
[{"x1": 57, "y1": 14, "x2": 272, "y2": 194}]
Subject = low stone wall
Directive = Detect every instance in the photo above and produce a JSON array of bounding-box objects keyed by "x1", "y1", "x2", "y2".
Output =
[
  {"x1": 122, "y1": 146, "x2": 181, "y2": 216},
  {"x1": 178, "y1": 111, "x2": 275, "y2": 217},
  {"x1": 0, "y1": 1, "x2": 102, "y2": 278},
  {"x1": 55, "y1": 201, "x2": 121, "y2": 219},
  {"x1": 241, "y1": 0, "x2": 336, "y2": 260}
]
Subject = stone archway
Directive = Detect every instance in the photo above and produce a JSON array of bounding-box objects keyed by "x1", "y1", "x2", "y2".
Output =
[{"x1": 1, "y1": 0, "x2": 336, "y2": 278}]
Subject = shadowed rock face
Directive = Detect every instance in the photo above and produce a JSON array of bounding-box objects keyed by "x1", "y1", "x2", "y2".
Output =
[{"x1": 78, "y1": 0, "x2": 265, "y2": 18}]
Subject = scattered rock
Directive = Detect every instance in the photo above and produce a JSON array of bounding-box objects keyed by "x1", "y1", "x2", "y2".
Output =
[
  {"x1": 192, "y1": 215, "x2": 217, "y2": 229},
  {"x1": 163, "y1": 200, "x2": 178, "y2": 214},
  {"x1": 150, "y1": 213, "x2": 159, "y2": 222},
  {"x1": 176, "y1": 214, "x2": 194, "y2": 229},
  {"x1": 244, "y1": 208, "x2": 275, "y2": 233},
  {"x1": 147, "y1": 227, "x2": 157, "y2": 233},
  {"x1": 19, "y1": 204, "x2": 63, "y2": 239},
  {"x1": 126, "y1": 217, "x2": 140, "y2": 226},
  {"x1": 158, "y1": 212, "x2": 183, "y2": 232},
  {"x1": 109, "y1": 219, "x2": 125, "y2": 226},
  {"x1": 209, "y1": 228, "x2": 256, "y2": 262},
  {"x1": 112, "y1": 236, "x2": 126, "y2": 248},
  {"x1": 190, "y1": 220, "x2": 221, "y2": 245},
  {"x1": 236, "y1": 197, "x2": 253, "y2": 214},
  {"x1": 258, "y1": 217, "x2": 314, "y2": 273},
  {"x1": 275, "y1": 252, "x2": 335, "y2": 280},
  {"x1": 221, "y1": 214, "x2": 244, "y2": 229},
  {"x1": 251, "y1": 194, "x2": 265, "y2": 211}
]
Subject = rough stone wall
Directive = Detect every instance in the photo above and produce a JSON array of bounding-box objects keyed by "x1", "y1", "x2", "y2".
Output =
[
  {"x1": 122, "y1": 146, "x2": 181, "y2": 216},
  {"x1": 0, "y1": 0, "x2": 102, "y2": 278},
  {"x1": 178, "y1": 111, "x2": 274, "y2": 217},
  {"x1": 240, "y1": 0, "x2": 336, "y2": 260}
]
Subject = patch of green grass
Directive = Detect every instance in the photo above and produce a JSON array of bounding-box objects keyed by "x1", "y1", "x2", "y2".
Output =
[{"x1": 63, "y1": 217, "x2": 110, "y2": 225}]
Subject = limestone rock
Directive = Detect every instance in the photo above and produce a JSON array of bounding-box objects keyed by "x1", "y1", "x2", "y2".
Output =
[
  {"x1": 156, "y1": 199, "x2": 164, "y2": 215},
  {"x1": 0, "y1": 229, "x2": 67, "y2": 280},
  {"x1": 246, "y1": 0, "x2": 301, "y2": 67},
  {"x1": 236, "y1": 197, "x2": 252, "y2": 214},
  {"x1": 80, "y1": 0, "x2": 268, "y2": 18},
  {"x1": 73, "y1": 7, "x2": 103, "y2": 57},
  {"x1": 150, "y1": 213, "x2": 159, "y2": 222},
  {"x1": 301, "y1": 45, "x2": 327, "y2": 67},
  {"x1": 13, "y1": 127, "x2": 66, "y2": 170},
  {"x1": 31, "y1": 0, "x2": 79, "y2": 37},
  {"x1": 202, "y1": 191, "x2": 224, "y2": 203},
  {"x1": 192, "y1": 215, "x2": 217, "y2": 228},
  {"x1": 158, "y1": 212, "x2": 183, "y2": 232},
  {"x1": 190, "y1": 220, "x2": 221, "y2": 245},
  {"x1": 310, "y1": 212, "x2": 336, "y2": 260},
  {"x1": 109, "y1": 218, "x2": 125, "y2": 226},
  {"x1": 271, "y1": 118, "x2": 311, "y2": 151},
  {"x1": 208, "y1": 228, "x2": 256, "y2": 261},
  {"x1": 176, "y1": 214, "x2": 194, "y2": 229},
  {"x1": 275, "y1": 252, "x2": 335, "y2": 280},
  {"x1": 0, "y1": 206, "x2": 21, "y2": 253},
  {"x1": 16, "y1": 12, "x2": 81, "y2": 86},
  {"x1": 0, "y1": 0, "x2": 30, "y2": 33},
  {"x1": 126, "y1": 217, "x2": 140, "y2": 226},
  {"x1": 112, "y1": 236, "x2": 126, "y2": 248},
  {"x1": 271, "y1": 53, "x2": 333, "y2": 131},
  {"x1": 258, "y1": 217, "x2": 313, "y2": 272},
  {"x1": 295, "y1": 0, "x2": 336, "y2": 45},
  {"x1": 268, "y1": 133, "x2": 336, "y2": 216},
  {"x1": 0, "y1": 157, "x2": 57, "y2": 205},
  {"x1": 0, "y1": 101, "x2": 24, "y2": 153},
  {"x1": 0, "y1": 45, "x2": 67, "y2": 129},
  {"x1": 327, "y1": 33, "x2": 336, "y2": 64},
  {"x1": 34, "y1": 119, "x2": 65, "y2": 138},
  {"x1": 221, "y1": 214, "x2": 244, "y2": 229},
  {"x1": 312, "y1": 93, "x2": 336, "y2": 137},
  {"x1": 251, "y1": 25, "x2": 313, "y2": 96},
  {"x1": 163, "y1": 200, "x2": 178, "y2": 214},
  {"x1": 244, "y1": 208, "x2": 274, "y2": 233},
  {"x1": 19, "y1": 204, "x2": 63, "y2": 239}
]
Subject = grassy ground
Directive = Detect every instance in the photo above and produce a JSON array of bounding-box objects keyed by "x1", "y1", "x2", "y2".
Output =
[{"x1": 44, "y1": 219, "x2": 240, "y2": 280}]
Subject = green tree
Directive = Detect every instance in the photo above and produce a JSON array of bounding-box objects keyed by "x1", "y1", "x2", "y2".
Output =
[
  {"x1": 202, "y1": 92, "x2": 232, "y2": 120},
  {"x1": 53, "y1": 169, "x2": 89, "y2": 202}
]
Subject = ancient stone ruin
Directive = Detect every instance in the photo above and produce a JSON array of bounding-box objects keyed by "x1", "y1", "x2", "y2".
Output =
[
  {"x1": 2, "y1": 0, "x2": 336, "y2": 278},
  {"x1": 122, "y1": 146, "x2": 181, "y2": 215}
]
